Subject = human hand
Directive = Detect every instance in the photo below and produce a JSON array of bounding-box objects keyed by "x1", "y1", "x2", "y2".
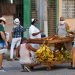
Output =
[
  {"x1": 26, "y1": 44, "x2": 31, "y2": 50},
  {"x1": 40, "y1": 30, "x2": 44, "y2": 33},
  {"x1": 5, "y1": 42, "x2": 8, "y2": 48},
  {"x1": 69, "y1": 31, "x2": 74, "y2": 34}
]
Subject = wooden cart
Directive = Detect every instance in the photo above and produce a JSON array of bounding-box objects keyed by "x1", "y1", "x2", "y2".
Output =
[
  {"x1": 27, "y1": 36, "x2": 74, "y2": 70},
  {"x1": 27, "y1": 36, "x2": 74, "y2": 44}
]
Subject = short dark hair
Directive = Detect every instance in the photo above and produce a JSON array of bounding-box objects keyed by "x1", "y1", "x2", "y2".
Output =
[
  {"x1": 31, "y1": 19, "x2": 38, "y2": 25},
  {"x1": 0, "y1": 20, "x2": 6, "y2": 24}
]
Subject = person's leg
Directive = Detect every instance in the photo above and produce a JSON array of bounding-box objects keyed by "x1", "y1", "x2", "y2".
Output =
[
  {"x1": 15, "y1": 46, "x2": 20, "y2": 59},
  {"x1": 21, "y1": 64, "x2": 25, "y2": 71},
  {"x1": 64, "y1": 42, "x2": 72, "y2": 51},
  {"x1": 10, "y1": 38, "x2": 17, "y2": 60},
  {"x1": 15, "y1": 38, "x2": 21, "y2": 59},
  {"x1": 71, "y1": 47, "x2": 75, "y2": 68},
  {"x1": 0, "y1": 53, "x2": 5, "y2": 71},
  {"x1": 0, "y1": 54, "x2": 3, "y2": 68},
  {"x1": 0, "y1": 53, "x2": 6, "y2": 72},
  {"x1": 0, "y1": 42, "x2": 5, "y2": 68},
  {"x1": 64, "y1": 42, "x2": 73, "y2": 68}
]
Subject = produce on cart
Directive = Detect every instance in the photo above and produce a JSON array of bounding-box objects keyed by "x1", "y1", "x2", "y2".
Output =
[
  {"x1": 27, "y1": 35, "x2": 73, "y2": 44},
  {"x1": 27, "y1": 35, "x2": 74, "y2": 69}
]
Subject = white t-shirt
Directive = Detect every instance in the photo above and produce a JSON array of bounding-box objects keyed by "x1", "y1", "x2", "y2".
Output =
[
  {"x1": 29, "y1": 25, "x2": 41, "y2": 39},
  {"x1": 29, "y1": 25, "x2": 41, "y2": 57}
]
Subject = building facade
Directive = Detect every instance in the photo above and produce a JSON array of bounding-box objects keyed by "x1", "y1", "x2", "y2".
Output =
[
  {"x1": 0, "y1": 0, "x2": 75, "y2": 37},
  {"x1": 59, "y1": 0, "x2": 75, "y2": 31}
]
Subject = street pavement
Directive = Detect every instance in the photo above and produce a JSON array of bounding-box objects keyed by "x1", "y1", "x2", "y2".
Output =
[{"x1": 0, "y1": 60, "x2": 75, "y2": 75}]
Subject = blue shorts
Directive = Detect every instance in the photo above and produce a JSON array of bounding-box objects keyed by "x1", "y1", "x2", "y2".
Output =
[{"x1": 0, "y1": 41, "x2": 6, "y2": 49}]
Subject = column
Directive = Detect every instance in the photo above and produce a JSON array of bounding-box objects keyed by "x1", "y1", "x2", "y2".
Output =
[{"x1": 23, "y1": 0, "x2": 31, "y2": 38}]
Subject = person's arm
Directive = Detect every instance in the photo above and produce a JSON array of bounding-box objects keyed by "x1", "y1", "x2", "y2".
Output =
[
  {"x1": 68, "y1": 31, "x2": 75, "y2": 34},
  {"x1": 65, "y1": 23, "x2": 75, "y2": 34},
  {"x1": 20, "y1": 25, "x2": 26, "y2": 32},
  {"x1": 32, "y1": 30, "x2": 43, "y2": 36},
  {"x1": 11, "y1": 27, "x2": 15, "y2": 37},
  {"x1": 11, "y1": 32, "x2": 14, "y2": 37},
  {"x1": 65, "y1": 23, "x2": 69, "y2": 32},
  {"x1": 8, "y1": 27, "x2": 14, "y2": 43},
  {"x1": 26, "y1": 44, "x2": 37, "y2": 52}
]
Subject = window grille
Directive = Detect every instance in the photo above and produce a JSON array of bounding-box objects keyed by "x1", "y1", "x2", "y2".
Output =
[{"x1": 62, "y1": 0, "x2": 75, "y2": 18}]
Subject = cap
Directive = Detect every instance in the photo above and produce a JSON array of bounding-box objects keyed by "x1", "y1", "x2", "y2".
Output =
[
  {"x1": 31, "y1": 18, "x2": 35, "y2": 22},
  {"x1": 0, "y1": 17, "x2": 6, "y2": 24},
  {"x1": 14, "y1": 18, "x2": 20, "y2": 25}
]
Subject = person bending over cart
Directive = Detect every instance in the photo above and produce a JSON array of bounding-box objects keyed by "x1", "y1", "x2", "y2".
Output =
[{"x1": 19, "y1": 38, "x2": 38, "y2": 72}]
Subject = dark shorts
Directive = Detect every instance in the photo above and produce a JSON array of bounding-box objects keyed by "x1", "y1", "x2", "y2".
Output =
[{"x1": 0, "y1": 41, "x2": 6, "y2": 49}]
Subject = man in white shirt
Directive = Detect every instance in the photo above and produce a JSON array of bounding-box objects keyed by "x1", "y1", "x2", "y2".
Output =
[
  {"x1": 29, "y1": 18, "x2": 43, "y2": 61},
  {"x1": 29, "y1": 18, "x2": 43, "y2": 49}
]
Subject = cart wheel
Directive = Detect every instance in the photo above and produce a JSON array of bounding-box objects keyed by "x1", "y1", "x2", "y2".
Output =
[
  {"x1": 30, "y1": 66, "x2": 34, "y2": 70},
  {"x1": 24, "y1": 65, "x2": 31, "y2": 72}
]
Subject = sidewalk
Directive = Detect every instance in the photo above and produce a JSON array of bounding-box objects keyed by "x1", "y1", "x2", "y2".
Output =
[
  {"x1": 0, "y1": 50, "x2": 75, "y2": 75},
  {"x1": 0, "y1": 60, "x2": 75, "y2": 75},
  {"x1": 3, "y1": 60, "x2": 21, "y2": 72}
]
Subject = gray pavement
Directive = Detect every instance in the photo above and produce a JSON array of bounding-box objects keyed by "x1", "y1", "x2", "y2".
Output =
[
  {"x1": 0, "y1": 50, "x2": 75, "y2": 75},
  {"x1": 0, "y1": 60, "x2": 75, "y2": 75}
]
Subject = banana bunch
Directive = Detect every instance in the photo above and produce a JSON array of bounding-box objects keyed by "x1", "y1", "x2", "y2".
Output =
[
  {"x1": 35, "y1": 44, "x2": 54, "y2": 63},
  {"x1": 35, "y1": 44, "x2": 71, "y2": 63},
  {"x1": 61, "y1": 50, "x2": 72, "y2": 62}
]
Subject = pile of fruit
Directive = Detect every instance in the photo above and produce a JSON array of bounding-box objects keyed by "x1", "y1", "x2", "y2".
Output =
[
  {"x1": 35, "y1": 44, "x2": 71, "y2": 63},
  {"x1": 35, "y1": 44, "x2": 54, "y2": 63},
  {"x1": 54, "y1": 50, "x2": 64, "y2": 61}
]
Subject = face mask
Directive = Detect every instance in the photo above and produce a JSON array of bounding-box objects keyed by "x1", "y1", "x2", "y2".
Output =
[
  {"x1": 60, "y1": 21, "x2": 65, "y2": 24},
  {"x1": 15, "y1": 22, "x2": 20, "y2": 26},
  {"x1": 3, "y1": 24, "x2": 5, "y2": 28}
]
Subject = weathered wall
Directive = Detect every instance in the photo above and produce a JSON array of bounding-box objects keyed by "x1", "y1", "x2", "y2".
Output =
[
  {"x1": 59, "y1": 0, "x2": 75, "y2": 31},
  {"x1": 3, "y1": 15, "x2": 13, "y2": 33}
]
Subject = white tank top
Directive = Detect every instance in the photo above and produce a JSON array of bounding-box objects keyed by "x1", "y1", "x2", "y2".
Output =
[
  {"x1": 19, "y1": 43, "x2": 32, "y2": 64},
  {"x1": 58, "y1": 21, "x2": 67, "y2": 37}
]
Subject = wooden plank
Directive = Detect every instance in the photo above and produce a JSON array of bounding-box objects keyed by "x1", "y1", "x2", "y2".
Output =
[{"x1": 27, "y1": 36, "x2": 74, "y2": 44}]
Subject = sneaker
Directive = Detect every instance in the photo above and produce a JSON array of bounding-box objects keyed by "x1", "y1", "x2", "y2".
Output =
[
  {"x1": 9, "y1": 59, "x2": 14, "y2": 61},
  {"x1": 15, "y1": 57, "x2": 19, "y2": 60},
  {"x1": 0, "y1": 67, "x2": 6, "y2": 72}
]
